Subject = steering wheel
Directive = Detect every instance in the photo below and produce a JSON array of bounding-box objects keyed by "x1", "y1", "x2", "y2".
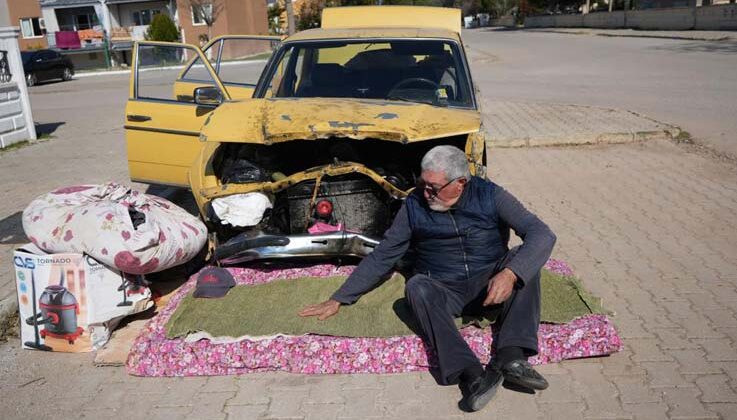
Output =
[{"x1": 388, "y1": 77, "x2": 439, "y2": 93}]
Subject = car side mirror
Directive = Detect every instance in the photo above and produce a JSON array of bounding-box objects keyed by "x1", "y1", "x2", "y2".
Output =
[{"x1": 194, "y1": 86, "x2": 223, "y2": 106}]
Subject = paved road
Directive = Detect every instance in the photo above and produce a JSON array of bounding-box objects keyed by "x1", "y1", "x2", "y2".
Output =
[
  {"x1": 465, "y1": 28, "x2": 737, "y2": 157},
  {"x1": 1, "y1": 31, "x2": 736, "y2": 419}
]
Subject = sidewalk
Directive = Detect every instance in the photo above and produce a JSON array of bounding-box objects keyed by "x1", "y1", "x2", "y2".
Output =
[
  {"x1": 2, "y1": 81, "x2": 737, "y2": 418},
  {"x1": 521, "y1": 27, "x2": 737, "y2": 41},
  {"x1": 2, "y1": 137, "x2": 737, "y2": 419},
  {"x1": 484, "y1": 101, "x2": 681, "y2": 147}
]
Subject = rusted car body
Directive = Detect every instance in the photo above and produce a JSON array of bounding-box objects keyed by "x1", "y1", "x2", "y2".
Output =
[{"x1": 124, "y1": 6, "x2": 486, "y2": 264}]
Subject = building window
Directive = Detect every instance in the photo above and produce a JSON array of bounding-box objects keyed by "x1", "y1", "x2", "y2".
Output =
[
  {"x1": 133, "y1": 9, "x2": 161, "y2": 26},
  {"x1": 192, "y1": 3, "x2": 212, "y2": 26},
  {"x1": 20, "y1": 17, "x2": 45, "y2": 39}
]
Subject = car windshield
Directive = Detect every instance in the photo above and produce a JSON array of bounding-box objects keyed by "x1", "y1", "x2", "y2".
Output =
[{"x1": 266, "y1": 40, "x2": 473, "y2": 108}]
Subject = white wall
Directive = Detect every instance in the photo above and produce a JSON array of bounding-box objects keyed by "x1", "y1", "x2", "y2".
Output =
[
  {"x1": 0, "y1": 27, "x2": 36, "y2": 148},
  {"x1": 41, "y1": 8, "x2": 60, "y2": 33}
]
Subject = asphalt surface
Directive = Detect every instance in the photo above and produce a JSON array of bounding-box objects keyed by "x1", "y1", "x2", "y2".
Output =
[
  {"x1": 26, "y1": 30, "x2": 737, "y2": 159},
  {"x1": 464, "y1": 28, "x2": 737, "y2": 157}
]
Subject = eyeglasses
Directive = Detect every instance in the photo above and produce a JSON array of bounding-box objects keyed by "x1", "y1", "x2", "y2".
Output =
[{"x1": 417, "y1": 176, "x2": 463, "y2": 199}]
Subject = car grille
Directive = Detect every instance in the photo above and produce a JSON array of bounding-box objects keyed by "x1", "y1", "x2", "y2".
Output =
[{"x1": 286, "y1": 177, "x2": 392, "y2": 236}]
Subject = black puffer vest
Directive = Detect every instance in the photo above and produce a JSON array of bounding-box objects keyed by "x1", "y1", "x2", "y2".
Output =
[{"x1": 405, "y1": 176, "x2": 510, "y2": 283}]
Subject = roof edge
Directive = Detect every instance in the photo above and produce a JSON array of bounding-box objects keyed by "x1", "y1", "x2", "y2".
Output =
[{"x1": 321, "y1": 6, "x2": 461, "y2": 34}]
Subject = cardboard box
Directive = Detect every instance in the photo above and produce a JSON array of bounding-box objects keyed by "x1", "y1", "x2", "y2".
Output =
[{"x1": 14, "y1": 244, "x2": 152, "y2": 352}]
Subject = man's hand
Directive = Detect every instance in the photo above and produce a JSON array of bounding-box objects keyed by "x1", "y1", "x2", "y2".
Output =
[
  {"x1": 298, "y1": 299, "x2": 341, "y2": 321},
  {"x1": 483, "y1": 268, "x2": 518, "y2": 306}
]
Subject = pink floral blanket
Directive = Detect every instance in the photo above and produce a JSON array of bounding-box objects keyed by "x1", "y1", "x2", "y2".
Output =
[{"x1": 126, "y1": 260, "x2": 621, "y2": 377}]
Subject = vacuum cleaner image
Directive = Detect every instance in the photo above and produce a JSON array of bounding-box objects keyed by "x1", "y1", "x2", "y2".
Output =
[{"x1": 25, "y1": 271, "x2": 84, "y2": 347}]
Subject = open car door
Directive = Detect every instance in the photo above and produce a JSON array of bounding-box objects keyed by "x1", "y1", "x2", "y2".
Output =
[{"x1": 125, "y1": 37, "x2": 279, "y2": 187}]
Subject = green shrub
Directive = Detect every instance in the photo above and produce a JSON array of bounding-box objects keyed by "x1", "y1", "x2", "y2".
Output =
[{"x1": 145, "y1": 14, "x2": 180, "y2": 42}]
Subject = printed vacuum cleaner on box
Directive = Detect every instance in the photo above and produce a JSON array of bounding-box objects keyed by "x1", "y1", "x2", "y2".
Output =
[{"x1": 14, "y1": 244, "x2": 153, "y2": 352}]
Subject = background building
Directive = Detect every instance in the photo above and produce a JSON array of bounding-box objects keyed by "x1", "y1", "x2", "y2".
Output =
[{"x1": 34, "y1": 0, "x2": 267, "y2": 69}]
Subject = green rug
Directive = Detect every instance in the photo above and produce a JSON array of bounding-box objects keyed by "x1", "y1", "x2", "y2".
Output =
[{"x1": 166, "y1": 269, "x2": 607, "y2": 339}]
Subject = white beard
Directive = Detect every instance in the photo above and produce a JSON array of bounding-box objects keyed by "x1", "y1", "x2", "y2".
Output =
[{"x1": 428, "y1": 200, "x2": 450, "y2": 212}]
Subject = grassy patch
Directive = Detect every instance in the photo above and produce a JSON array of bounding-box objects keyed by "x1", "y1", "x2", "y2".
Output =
[
  {"x1": 0, "y1": 309, "x2": 19, "y2": 342},
  {"x1": 0, "y1": 140, "x2": 30, "y2": 153},
  {"x1": 674, "y1": 130, "x2": 693, "y2": 144}
]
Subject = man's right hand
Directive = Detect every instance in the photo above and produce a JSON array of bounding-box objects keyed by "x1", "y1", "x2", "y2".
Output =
[{"x1": 298, "y1": 299, "x2": 341, "y2": 321}]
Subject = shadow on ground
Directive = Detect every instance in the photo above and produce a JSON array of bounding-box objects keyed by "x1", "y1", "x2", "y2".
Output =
[
  {"x1": 649, "y1": 41, "x2": 737, "y2": 54},
  {"x1": 34, "y1": 122, "x2": 65, "y2": 137},
  {"x1": 0, "y1": 211, "x2": 27, "y2": 245}
]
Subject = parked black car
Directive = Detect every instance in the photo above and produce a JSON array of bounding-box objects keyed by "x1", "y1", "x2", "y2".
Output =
[{"x1": 21, "y1": 49, "x2": 74, "y2": 87}]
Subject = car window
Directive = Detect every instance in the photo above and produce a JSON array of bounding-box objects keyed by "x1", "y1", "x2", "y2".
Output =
[
  {"x1": 181, "y1": 38, "x2": 277, "y2": 87},
  {"x1": 264, "y1": 40, "x2": 473, "y2": 108},
  {"x1": 136, "y1": 44, "x2": 220, "y2": 103}
]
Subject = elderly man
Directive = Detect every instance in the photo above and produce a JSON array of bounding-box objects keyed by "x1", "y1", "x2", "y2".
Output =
[{"x1": 299, "y1": 145, "x2": 556, "y2": 412}]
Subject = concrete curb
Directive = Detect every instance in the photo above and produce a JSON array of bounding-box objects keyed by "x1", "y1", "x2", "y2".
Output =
[
  {"x1": 75, "y1": 69, "x2": 131, "y2": 78},
  {"x1": 485, "y1": 101, "x2": 683, "y2": 148},
  {"x1": 490, "y1": 128, "x2": 682, "y2": 148},
  {"x1": 523, "y1": 28, "x2": 734, "y2": 42}
]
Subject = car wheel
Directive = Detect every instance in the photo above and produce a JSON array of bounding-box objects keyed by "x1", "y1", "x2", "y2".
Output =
[
  {"x1": 26, "y1": 72, "x2": 37, "y2": 87},
  {"x1": 62, "y1": 67, "x2": 73, "y2": 81}
]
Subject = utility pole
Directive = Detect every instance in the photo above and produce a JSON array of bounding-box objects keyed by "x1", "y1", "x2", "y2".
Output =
[{"x1": 285, "y1": 0, "x2": 296, "y2": 35}]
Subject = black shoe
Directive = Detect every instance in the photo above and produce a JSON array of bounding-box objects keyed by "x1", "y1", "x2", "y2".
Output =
[
  {"x1": 501, "y1": 359, "x2": 549, "y2": 391},
  {"x1": 459, "y1": 366, "x2": 504, "y2": 412}
]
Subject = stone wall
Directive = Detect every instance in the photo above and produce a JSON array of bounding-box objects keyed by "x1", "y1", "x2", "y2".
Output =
[
  {"x1": 489, "y1": 16, "x2": 516, "y2": 27},
  {"x1": 696, "y1": 4, "x2": 737, "y2": 29},
  {"x1": 583, "y1": 11, "x2": 626, "y2": 28},
  {"x1": 626, "y1": 7, "x2": 696, "y2": 30},
  {"x1": 0, "y1": 82, "x2": 29, "y2": 147},
  {"x1": 524, "y1": 4, "x2": 737, "y2": 31}
]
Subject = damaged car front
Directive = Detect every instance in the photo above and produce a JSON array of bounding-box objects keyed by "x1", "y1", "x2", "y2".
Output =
[{"x1": 190, "y1": 34, "x2": 487, "y2": 265}]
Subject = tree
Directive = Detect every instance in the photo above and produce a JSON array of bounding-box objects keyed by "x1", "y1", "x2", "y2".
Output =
[
  {"x1": 145, "y1": 14, "x2": 179, "y2": 42},
  {"x1": 189, "y1": 0, "x2": 223, "y2": 44},
  {"x1": 267, "y1": 3, "x2": 285, "y2": 35}
]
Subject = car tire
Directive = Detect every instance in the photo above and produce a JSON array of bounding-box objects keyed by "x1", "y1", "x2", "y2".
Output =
[
  {"x1": 62, "y1": 67, "x2": 73, "y2": 81},
  {"x1": 26, "y1": 72, "x2": 37, "y2": 87}
]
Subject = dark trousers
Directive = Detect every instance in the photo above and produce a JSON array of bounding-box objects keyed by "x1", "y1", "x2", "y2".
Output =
[{"x1": 404, "y1": 248, "x2": 541, "y2": 385}]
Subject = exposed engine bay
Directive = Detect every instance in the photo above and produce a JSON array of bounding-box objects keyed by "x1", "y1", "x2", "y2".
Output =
[{"x1": 206, "y1": 136, "x2": 471, "y2": 264}]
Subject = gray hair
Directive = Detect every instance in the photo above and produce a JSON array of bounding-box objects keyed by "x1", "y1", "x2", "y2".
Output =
[{"x1": 420, "y1": 145, "x2": 471, "y2": 181}]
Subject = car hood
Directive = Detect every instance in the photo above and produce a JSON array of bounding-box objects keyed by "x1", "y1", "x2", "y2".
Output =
[{"x1": 199, "y1": 98, "x2": 481, "y2": 144}]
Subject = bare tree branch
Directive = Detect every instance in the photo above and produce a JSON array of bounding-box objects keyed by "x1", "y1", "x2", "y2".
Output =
[{"x1": 188, "y1": 0, "x2": 224, "y2": 40}]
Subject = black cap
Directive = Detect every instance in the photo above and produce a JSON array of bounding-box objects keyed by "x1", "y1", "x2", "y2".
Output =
[{"x1": 193, "y1": 267, "x2": 236, "y2": 298}]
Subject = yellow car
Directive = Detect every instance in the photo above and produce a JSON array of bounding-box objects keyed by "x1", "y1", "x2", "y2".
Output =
[{"x1": 124, "y1": 6, "x2": 486, "y2": 265}]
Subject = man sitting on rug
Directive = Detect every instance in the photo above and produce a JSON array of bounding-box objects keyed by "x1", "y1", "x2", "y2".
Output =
[{"x1": 299, "y1": 145, "x2": 556, "y2": 412}]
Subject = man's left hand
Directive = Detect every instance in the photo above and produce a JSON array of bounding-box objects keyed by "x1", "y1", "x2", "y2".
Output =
[{"x1": 483, "y1": 268, "x2": 517, "y2": 306}]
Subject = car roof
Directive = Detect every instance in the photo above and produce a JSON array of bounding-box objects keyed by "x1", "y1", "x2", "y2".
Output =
[{"x1": 284, "y1": 27, "x2": 462, "y2": 44}]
